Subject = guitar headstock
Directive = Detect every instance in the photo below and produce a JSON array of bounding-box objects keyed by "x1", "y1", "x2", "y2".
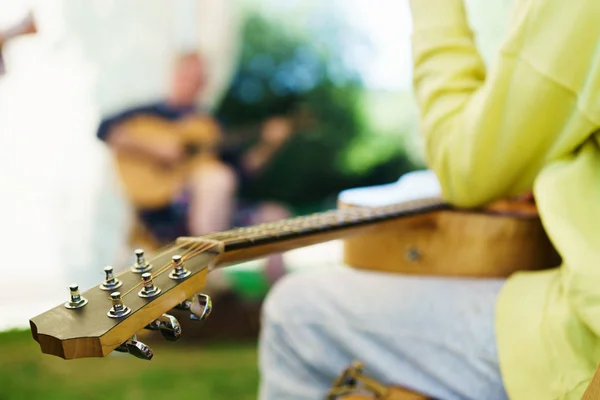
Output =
[{"x1": 30, "y1": 240, "x2": 220, "y2": 361}]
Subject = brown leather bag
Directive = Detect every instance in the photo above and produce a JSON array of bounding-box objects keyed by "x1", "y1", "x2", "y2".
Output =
[
  {"x1": 327, "y1": 362, "x2": 430, "y2": 400},
  {"x1": 338, "y1": 388, "x2": 428, "y2": 400}
]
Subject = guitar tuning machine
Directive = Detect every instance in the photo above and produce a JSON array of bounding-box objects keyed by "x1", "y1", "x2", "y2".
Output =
[
  {"x1": 169, "y1": 255, "x2": 191, "y2": 280},
  {"x1": 174, "y1": 298, "x2": 192, "y2": 310},
  {"x1": 138, "y1": 272, "x2": 161, "y2": 298},
  {"x1": 107, "y1": 292, "x2": 131, "y2": 318},
  {"x1": 115, "y1": 334, "x2": 153, "y2": 360},
  {"x1": 189, "y1": 293, "x2": 212, "y2": 323},
  {"x1": 145, "y1": 314, "x2": 182, "y2": 341},
  {"x1": 99, "y1": 266, "x2": 122, "y2": 291},
  {"x1": 131, "y1": 248, "x2": 152, "y2": 274},
  {"x1": 64, "y1": 284, "x2": 88, "y2": 309}
]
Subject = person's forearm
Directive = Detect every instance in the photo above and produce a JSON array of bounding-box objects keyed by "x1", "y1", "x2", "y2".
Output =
[
  {"x1": 409, "y1": 0, "x2": 599, "y2": 209},
  {"x1": 241, "y1": 143, "x2": 279, "y2": 176},
  {"x1": 106, "y1": 127, "x2": 164, "y2": 159}
]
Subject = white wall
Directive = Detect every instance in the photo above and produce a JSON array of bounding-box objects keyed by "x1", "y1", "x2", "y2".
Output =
[{"x1": 0, "y1": 0, "x2": 239, "y2": 330}]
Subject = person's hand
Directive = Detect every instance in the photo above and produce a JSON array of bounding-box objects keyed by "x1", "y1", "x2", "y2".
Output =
[
  {"x1": 260, "y1": 117, "x2": 293, "y2": 148},
  {"x1": 150, "y1": 141, "x2": 184, "y2": 168},
  {"x1": 517, "y1": 191, "x2": 535, "y2": 203},
  {"x1": 486, "y1": 191, "x2": 537, "y2": 216}
]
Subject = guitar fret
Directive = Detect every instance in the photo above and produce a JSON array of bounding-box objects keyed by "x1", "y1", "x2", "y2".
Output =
[{"x1": 196, "y1": 198, "x2": 446, "y2": 250}]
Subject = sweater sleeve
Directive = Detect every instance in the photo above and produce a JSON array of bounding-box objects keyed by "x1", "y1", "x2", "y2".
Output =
[{"x1": 409, "y1": 0, "x2": 599, "y2": 208}]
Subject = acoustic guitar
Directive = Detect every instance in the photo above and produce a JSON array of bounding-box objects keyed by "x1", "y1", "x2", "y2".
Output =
[
  {"x1": 113, "y1": 114, "x2": 222, "y2": 209},
  {"x1": 112, "y1": 108, "x2": 309, "y2": 209},
  {"x1": 30, "y1": 174, "x2": 561, "y2": 361}
]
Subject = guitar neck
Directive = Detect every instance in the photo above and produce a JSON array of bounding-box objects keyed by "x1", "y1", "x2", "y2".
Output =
[{"x1": 177, "y1": 197, "x2": 449, "y2": 266}]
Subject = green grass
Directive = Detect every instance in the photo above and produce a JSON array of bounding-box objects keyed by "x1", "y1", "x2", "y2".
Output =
[{"x1": 0, "y1": 329, "x2": 259, "y2": 400}]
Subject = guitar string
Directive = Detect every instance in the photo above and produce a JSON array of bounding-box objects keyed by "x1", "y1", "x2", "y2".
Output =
[
  {"x1": 117, "y1": 242, "x2": 204, "y2": 299},
  {"x1": 111, "y1": 241, "x2": 187, "y2": 279},
  {"x1": 109, "y1": 198, "x2": 445, "y2": 300},
  {"x1": 205, "y1": 200, "x2": 440, "y2": 244},
  {"x1": 116, "y1": 241, "x2": 217, "y2": 300}
]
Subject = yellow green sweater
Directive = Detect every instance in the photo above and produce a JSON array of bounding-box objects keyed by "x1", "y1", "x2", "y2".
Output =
[{"x1": 408, "y1": 0, "x2": 600, "y2": 398}]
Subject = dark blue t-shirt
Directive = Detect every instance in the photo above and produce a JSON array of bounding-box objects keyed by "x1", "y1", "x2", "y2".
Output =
[
  {"x1": 97, "y1": 100, "x2": 241, "y2": 167},
  {"x1": 96, "y1": 101, "x2": 196, "y2": 142}
]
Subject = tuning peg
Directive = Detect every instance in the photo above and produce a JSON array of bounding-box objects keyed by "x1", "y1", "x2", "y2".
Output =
[
  {"x1": 145, "y1": 313, "x2": 182, "y2": 341},
  {"x1": 99, "y1": 266, "x2": 122, "y2": 291},
  {"x1": 107, "y1": 292, "x2": 131, "y2": 318},
  {"x1": 169, "y1": 254, "x2": 191, "y2": 280},
  {"x1": 131, "y1": 248, "x2": 152, "y2": 274},
  {"x1": 138, "y1": 272, "x2": 161, "y2": 298},
  {"x1": 189, "y1": 293, "x2": 212, "y2": 322},
  {"x1": 64, "y1": 284, "x2": 88, "y2": 309},
  {"x1": 174, "y1": 299, "x2": 192, "y2": 310},
  {"x1": 115, "y1": 335, "x2": 153, "y2": 360}
]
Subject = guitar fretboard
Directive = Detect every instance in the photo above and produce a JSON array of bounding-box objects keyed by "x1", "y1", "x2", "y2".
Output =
[{"x1": 195, "y1": 197, "x2": 448, "y2": 251}]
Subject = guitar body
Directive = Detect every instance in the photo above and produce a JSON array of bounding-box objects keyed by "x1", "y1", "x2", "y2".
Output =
[
  {"x1": 339, "y1": 204, "x2": 560, "y2": 277},
  {"x1": 338, "y1": 173, "x2": 561, "y2": 277},
  {"x1": 114, "y1": 114, "x2": 221, "y2": 209}
]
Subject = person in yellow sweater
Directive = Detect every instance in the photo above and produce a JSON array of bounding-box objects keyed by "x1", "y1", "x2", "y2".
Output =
[{"x1": 257, "y1": 0, "x2": 600, "y2": 399}]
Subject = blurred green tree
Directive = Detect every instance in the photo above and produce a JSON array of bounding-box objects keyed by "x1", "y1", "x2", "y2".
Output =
[{"x1": 216, "y1": 12, "x2": 415, "y2": 211}]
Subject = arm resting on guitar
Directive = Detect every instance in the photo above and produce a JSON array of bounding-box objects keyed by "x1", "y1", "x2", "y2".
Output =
[
  {"x1": 97, "y1": 105, "x2": 183, "y2": 165},
  {"x1": 240, "y1": 116, "x2": 293, "y2": 176},
  {"x1": 412, "y1": 0, "x2": 600, "y2": 350},
  {"x1": 240, "y1": 142, "x2": 280, "y2": 176},
  {"x1": 105, "y1": 125, "x2": 183, "y2": 166},
  {"x1": 409, "y1": 0, "x2": 599, "y2": 208}
]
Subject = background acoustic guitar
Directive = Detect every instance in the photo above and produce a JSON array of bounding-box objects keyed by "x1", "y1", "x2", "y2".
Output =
[
  {"x1": 112, "y1": 106, "x2": 313, "y2": 209},
  {"x1": 113, "y1": 114, "x2": 222, "y2": 209}
]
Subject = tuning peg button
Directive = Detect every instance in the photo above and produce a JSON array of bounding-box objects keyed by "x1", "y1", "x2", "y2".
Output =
[
  {"x1": 115, "y1": 335, "x2": 153, "y2": 360},
  {"x1": 174, "y1": 299, "x2": 192, "y2": 310},
  {"x1": 64, "y1": 284, "x2": 88, "y2": 309},
  {"x1": 190, "y1": 294, "x2": 212, "y2": 322},
  {"x1": 145, "y1": 314, "x2": 182, "y2": 341}
]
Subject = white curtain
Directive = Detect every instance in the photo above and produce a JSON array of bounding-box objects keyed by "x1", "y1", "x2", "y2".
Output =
[{"x1": 0, "y1": 0, "x2": 240, "y2": 330}]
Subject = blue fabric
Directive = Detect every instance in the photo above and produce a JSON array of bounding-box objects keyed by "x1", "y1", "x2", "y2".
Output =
[
  {"x1": 259, "y1": 268, "x2": 509, "y2": 400},
  {"x1": 96, "y1": 101, "x2": 196, "y2": 142}
]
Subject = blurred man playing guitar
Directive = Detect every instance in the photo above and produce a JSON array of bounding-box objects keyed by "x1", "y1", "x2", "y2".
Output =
[
  {"x1": 258, "y1": 1, "x2": 600, "y2": 399},
  {"x1": 98, "y1": 53, "x2": 238, "y2": 241},
  {"x1": 98, "y1": 52, "x2": 290, "y2": 284}
]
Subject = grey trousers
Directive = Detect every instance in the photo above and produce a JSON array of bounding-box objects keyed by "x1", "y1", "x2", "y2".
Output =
[{"x1": 258, "y1": 266, "x2": 509, "y2": 400}]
